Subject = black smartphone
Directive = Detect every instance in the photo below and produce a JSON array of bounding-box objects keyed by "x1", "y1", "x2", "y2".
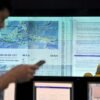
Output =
[{"x1": 36, "y1": 60, "x2": 46, "y2": 66}]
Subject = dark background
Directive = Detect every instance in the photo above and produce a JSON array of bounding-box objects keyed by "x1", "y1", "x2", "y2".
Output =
[
  {"x1": 11, "y1": 0, "x2": 100, "y2": 9},
  {"x1": 8, "y1": 0, "x2": 100, "y2": 16}
]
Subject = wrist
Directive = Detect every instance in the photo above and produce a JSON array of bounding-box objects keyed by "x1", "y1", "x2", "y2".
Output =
[
  {"x1": 0, "y1": 73, "x2": 14, "y2": 91},
  {"x1": 4, "y1": 71, "x2": 16, "y2": 83}
]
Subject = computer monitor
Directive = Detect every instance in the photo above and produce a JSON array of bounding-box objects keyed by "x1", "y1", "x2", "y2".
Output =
[
  {"x1": 0, "y1": 83, "x2": 15, "y2": 100},
  {"x1": 17, "y1": 77, "x2": 100, "y2": 100},
  {"x1": 4, "y1": 83, "x2": 15, "y2": 100},
  {"x1": 87, "y1": 78, "x2": 100, "y2": 100},
  {"x1": 16, "y1": 76, "x2": 74, "y2": 100},
  {"x1": 33, "y1": 77, "x2": 73, "y2": 100},
  {"x1": 34, "y1": 82, "x2": 73, "y2": 100},
  {"x1": 88, "y1": 82, "x2": 100, "y2": 100}
]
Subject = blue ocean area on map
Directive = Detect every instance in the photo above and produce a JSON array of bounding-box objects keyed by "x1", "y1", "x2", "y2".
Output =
[{"x1": 0, "y1": 21, "x2": 58, "y2": 49}]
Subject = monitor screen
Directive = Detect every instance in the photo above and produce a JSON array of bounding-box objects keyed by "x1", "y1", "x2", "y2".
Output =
[
  {"x1": 0, "y1": 17, "x2": 100, "y2": 76},
  {"x1": 34, "y1": 81, "x2": 73, "y2": 100},
  {"x1": 88, "y1": 83, "x2": 100, "y2": 100},
  {"x1": 0, "y1": 83, "x2": 15, "y2": 100}
]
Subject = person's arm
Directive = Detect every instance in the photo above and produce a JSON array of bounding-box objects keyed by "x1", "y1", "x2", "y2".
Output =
[
  {"x1": 0, "y1": 72, "x2": 13, "y2": 91},
  {"x1": 0, "y1": 60, "x2": 45, "y2": 91}
]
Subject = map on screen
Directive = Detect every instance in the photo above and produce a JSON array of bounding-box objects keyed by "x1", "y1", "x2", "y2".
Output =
[{"x1": 0, "y1": 21, "x2": 58, "y2": 49}]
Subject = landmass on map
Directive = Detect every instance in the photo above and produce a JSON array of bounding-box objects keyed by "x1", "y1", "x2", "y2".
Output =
[{"x1": 0, "y1": 21, "x2": 58, "y2": 49}]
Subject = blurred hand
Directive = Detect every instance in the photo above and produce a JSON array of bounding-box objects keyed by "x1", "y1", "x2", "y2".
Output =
[
  {"x1": 0, "y1": 60, "x2": 45, "y2": 91},
  {"x1": 7, "y1": 60, "x2": 45, "y2": 83},
  {"x1": 7, "y1": 64, "x2": 38, "y2": 83}
]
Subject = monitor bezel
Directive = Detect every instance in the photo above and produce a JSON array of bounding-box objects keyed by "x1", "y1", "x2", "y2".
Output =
[
  {"x1": 16, "y1": 76, "x2": 100, "y2": 100},
  {"x1": 33, "y1": 76, "x2": 74, "y2": 100}
]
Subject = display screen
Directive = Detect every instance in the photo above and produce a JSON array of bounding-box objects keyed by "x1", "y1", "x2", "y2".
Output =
[
  {"x1": 34, "y1": 82, "x2": 73, "y2": 100},
  {"x1": 0, "y1": 83, "x2": 15, "y2": 100},
  {"x1": 0, "y1": 17, "x2": 100, "y2": 76},
  {"x1": 88, "y1": 83, "x2": 100, "y2": 100}
]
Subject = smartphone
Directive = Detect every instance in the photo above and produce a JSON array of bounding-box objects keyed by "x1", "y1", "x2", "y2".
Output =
[{"x1": 36, "y1": 60, "x2": 46, "y2": 66}]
